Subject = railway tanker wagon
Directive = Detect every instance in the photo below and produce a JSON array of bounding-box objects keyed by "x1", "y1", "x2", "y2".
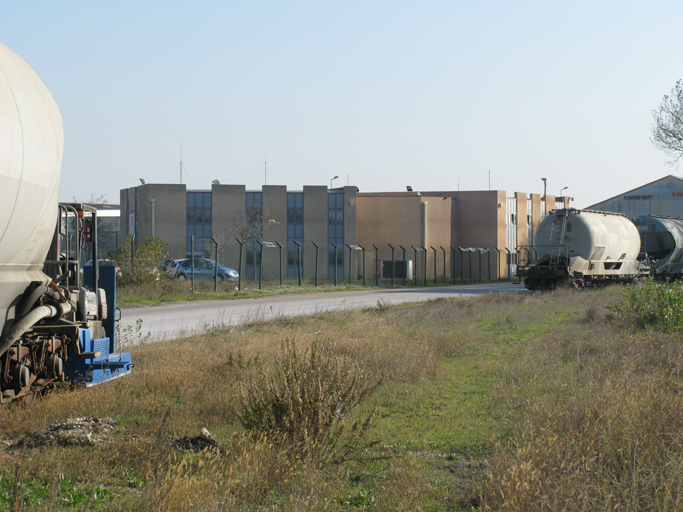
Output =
[
  {"x1": 634, "y1": 215, "x2": 683, "y2": 277},
  {"x1": 0, "y1": 43, "x2": 132, "y2": 402},
  {"x1": 518, "y1": 209, "x2": 642, "y2": 290}
]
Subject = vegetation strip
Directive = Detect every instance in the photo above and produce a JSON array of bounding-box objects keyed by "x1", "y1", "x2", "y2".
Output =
[{"x1": 1, "y1": 283, "x2": 681, "y2": 510}]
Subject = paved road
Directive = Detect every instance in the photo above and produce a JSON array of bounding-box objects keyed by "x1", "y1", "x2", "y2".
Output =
[{"x1": 118, "y1": 282, "x2": 527, "y2": 342}]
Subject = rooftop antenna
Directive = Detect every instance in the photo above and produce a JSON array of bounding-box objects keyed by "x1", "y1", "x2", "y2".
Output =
[
  {"x1": 264, "y1": 148, "x2": 267, "y2": 186},
  {"x1": 458, "y1": 173, "x2": 460, "y2": 191},
  {"x1": 488, "y1": 169, "x2": 490, "y2": 191},
  {"x1": 180, "y1": 143, "x2": 182, "y2": 184},
  {"x1": 347, "y1": 174, "x2": 349, "y2": 186}
]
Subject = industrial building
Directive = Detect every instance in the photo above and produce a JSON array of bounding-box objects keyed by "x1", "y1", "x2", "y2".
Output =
[
  {"x1": 588, "y1": 175, "x2": 683, "y2": 218},
  {"x1": 120, "y1": 183, "x2": 357, "y2": 280},
  {"x1": 120, "y1": 181, "x2": 568, "y2": 281},
  {"x1": 356, "y1": 190, "x2": 568, "y2": 279}
]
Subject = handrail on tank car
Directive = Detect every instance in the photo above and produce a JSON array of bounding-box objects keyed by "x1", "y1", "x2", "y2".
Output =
[
  {"x1": 516, "y1": 245, "x2": 571, "y2": 269},
  {"x1": 44, "y1": 204, "x2": 99, "y2": 292}
]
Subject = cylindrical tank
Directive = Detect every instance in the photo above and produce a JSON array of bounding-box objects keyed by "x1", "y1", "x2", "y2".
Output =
[
  {"x1": 0, "y1": 43, "x2": 63, "y2": 336},
  {"x1": 535, "y1": 209, "x2": 641, "y2": 264},
  {"x1": 634, "y1": 215, "x2": 683, "y2": 274}
]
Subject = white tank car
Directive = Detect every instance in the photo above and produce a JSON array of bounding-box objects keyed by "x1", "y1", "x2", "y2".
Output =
[
  {"x1": 519, "y1": 209, "x2": 644, "y2": 289},
  {"x1": 0, "y1": 43, "x2": 63, "y2": 336},
  {"x1": 634, "y1": 215, "x2": 683, "y2": 276}
]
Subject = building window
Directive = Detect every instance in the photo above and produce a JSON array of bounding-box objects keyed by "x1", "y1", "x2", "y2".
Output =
[
  {"x1": 186, "y1": 191, "x2": 212, "y2": 257},
  {"x1": 506, "y1": 197, "x2": 518, "y2": 274},
  {"x1": 245, "y1": 192, "x2": 263, "y2": 280},
  {"x1": 287, "y1": 192, "x2": 304, "y2": 278},
  {"x1": 328, "y1": 192, "x2": 344, "y2": 279}
]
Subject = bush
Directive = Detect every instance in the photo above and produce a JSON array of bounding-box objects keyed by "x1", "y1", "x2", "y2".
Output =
[
  {"x1": 109, "y1": 235, "x2": 170, "y2": 286},
  {"x1": 607, "y1": 279, "x2": 683, "y2": 333},
  {"x1": 237, "y1": 339, "x2": 382, "y2": 463}
]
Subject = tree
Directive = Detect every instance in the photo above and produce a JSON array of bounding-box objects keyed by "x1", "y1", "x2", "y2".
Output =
[
  {"x1": 71, "y1": 193, "x2": 109, "y2": 204},
  {"x1": 108, "y1": 235, "x2": 170, "y2": 286},
  {"x1": 651, "y1": 80, "x2": 683, "y2": 166},
  {"x1": 231, "y1": 206, "x2": 281, "y2": 246}
]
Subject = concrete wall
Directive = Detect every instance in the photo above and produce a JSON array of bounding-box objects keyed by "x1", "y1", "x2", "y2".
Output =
[
  {"x1": 356, "y1": 192, "x2": 451, "y2": 280},
  {"x1": 303, "y1": 186, "x2": 328, "y2": 279},
  {"x1": 119, "y1": 184, "x2": 186, "y2": 258},
  {"x1": 211, "y1": 184, "x2": 246, "y2": 270}
]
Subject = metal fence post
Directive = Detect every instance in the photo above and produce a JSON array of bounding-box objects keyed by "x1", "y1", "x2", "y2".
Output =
[
  {"x1": 212, "y1": 237, "x2": 218, "y2": 292},
  {"x1": 494, "y1": 248, "x2": 501, "y2": 281},
  {"x1": 257, "y1": 240, "x2": 264, "y2": 290},
  {"x1": 236, "y1": 238, "x2": 244, "y2": 291},
  {"x1": 191, "y1": 235, "x2": 195, "y2": 292},
  {"x1": 468, "y1": 248, "x2": 473, "y2": 282},
  {"x1": 130, "y1": 233, "x2": 135, "y2": 276},
  {"x1": 331, "y1": 242, "x2": 338, "y2": 286},
  {"x1": 451, "y1": 247, "x2": 456, "y2": 284},
  {"x1": 388, "y1": 244, "x2": 395, "y2": 287},
  {"x1": 485, "y1": 247, "x2": 491, "y2": 281},
  {"x1": 411, "y1": 246, "x2": 418, "y2": 285},
  {"x1": 440, "y1": 246, "x2": 446, "y2": 284},
  {"x1": 457, "y1": 247, "x2": 464, "y2": 283},
  {"x1": 360, "y1": 244, "x2": 366, "y2": 286},
  {"x1": 312, "y1": 241, "x2": 319, "y2": 287},
  {"x1": 372, "y1": 244, "x2": 379, "y2": 286},
  {"x1": 431, "y1": 246, "x2": 437, "y2": 284},
  {"x1": 504, "y1": 247, "x2": 510, "y2": 280},
  {"x1": 275, "y1": 241, "x2": 283, "y2": 285},
  {"x1": 293, "y1": 240, "x2": 302, "y2": 286},
  {"x1": 478, "y1": 248, "x2": 482, "y2": 282},
  {"x1": 421, "y1": 246, "x2": 427, "y2": 286},
  {"x1": 399, "y1": 245, "x2": 406, "y2": 286},
  {"x1": 346, "y1": 243, "x2": 353, "y2": 285}
]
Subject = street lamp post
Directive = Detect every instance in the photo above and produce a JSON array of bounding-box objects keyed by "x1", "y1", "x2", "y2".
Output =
[
  {"x1": 560, "y1": 186, "x2": 568, "y2": 207},
  {"x1": 330, "y1": 175, "x2": 339, "y2": 189},
  {"x1": 541, "y1": 177, "x2": 547, "y2": 200}
]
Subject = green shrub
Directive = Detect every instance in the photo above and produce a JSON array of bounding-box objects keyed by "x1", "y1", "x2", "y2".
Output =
[
  {"x1": 109, "y1": 235, "x2": 170, "y2": 286},
  {"x1": 237, "y1": 339, "x2": 382, "y2": 463},
  {"x1": 607, "y1": 279, "x2": 683, "y2": 333}
]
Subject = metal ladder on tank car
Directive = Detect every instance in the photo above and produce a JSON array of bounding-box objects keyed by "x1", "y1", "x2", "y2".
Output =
[{"x1": 548, "y1": 212, "x2": 568, "y2": 270}]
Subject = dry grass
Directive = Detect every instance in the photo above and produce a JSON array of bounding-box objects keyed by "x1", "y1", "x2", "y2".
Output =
[
  {"x1": 1, "y1": 284, "x2": 679, "y2": 510},
  {"x1": 481, "y1": 286, "x2": 683, "y2": 511}
]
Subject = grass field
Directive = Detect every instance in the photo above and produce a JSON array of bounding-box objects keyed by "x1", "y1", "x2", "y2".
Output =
[
  {"x1": 1, "y1": 284, "x2": 681, "y2": 510},
  {"x1": 116, "y1": 277, "x2": 508, "y2": 306}
]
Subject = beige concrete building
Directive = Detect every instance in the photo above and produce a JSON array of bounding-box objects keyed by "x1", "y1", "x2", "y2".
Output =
[
  {"x1": 121, "y1": 180, "x2": 567, "y2": 282},
  {"x1": 357, "y1": 190, "x2": 567, "y2": 279},
  {"x1": 120, "y1": 183, "x2": 357, "y2": 281}
]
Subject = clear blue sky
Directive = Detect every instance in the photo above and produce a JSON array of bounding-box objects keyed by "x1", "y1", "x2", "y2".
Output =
[{"x1": 2, "y1": 1, "x2": 681, "y2": 207}]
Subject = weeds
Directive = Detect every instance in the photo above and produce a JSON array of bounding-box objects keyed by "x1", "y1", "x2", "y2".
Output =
[
  {"x1": 607, "y1": 278, "x2": 683, "y2": 333},
  {"x1": 237, "y1": 339, "x2": 382, "y2": 464},
  {"x1": 1, "y1": 287, "x2": 680, "y2": 510},
  {"x1": 116, "y1": 318, "x2": 151, "y2": 348}
]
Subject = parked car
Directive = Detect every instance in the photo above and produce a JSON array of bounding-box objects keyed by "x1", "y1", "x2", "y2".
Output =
[
  {"x1": 166, "y1": 259, "x2": 187, "y2": 277},
  {"x1": 174, "y1": 258, "x2": 239, "y2": 282}
]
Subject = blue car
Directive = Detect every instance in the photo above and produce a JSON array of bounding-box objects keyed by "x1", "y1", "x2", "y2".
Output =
[{"x1": 175, "y1": 258, "x2": 239, "y2": 282}]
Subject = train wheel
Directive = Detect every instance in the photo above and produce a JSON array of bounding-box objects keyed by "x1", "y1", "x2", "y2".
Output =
[{"x1": 572, "y1": 278, "x2": 585, "y2": 290}]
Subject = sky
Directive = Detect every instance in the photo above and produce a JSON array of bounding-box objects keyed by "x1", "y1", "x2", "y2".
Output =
[{"x1": 2, "y1": 0, "x2": 682, "y2": 208}]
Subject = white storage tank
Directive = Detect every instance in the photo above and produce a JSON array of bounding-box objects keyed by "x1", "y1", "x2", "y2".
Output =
[
  {"x1": 634, "y1": 215, "x2": 683, "y2": 275},
  {"x1": 0, "y1": 43, "x2": 63, "y2": 335},
  {"x1": 536, "y1": 209, "x2": 641, "y2": 265}
]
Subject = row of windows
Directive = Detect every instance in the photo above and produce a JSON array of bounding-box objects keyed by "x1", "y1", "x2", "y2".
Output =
[
  {"x1": 187, "y1": 210, "x2": 211, "y2": 223},
  {"x1": 187, "y1": 192, "x2": 212, "y2": 209},
  {"x1": 187, "y1": 192, "x2": 212, "y2": 256},
  {"x1": 328, "y1": 192, "x2": 344, "y2": 278},
  {"x1": 287, "y1": 193, "x2": 304, "y2": 277}
]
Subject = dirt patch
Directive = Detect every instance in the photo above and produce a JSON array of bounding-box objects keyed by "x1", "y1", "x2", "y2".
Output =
[
  {"x1": 171, "y1": 428, "x2": 222, "y2": 452},
  {"x1": 6, "y1": 417, "x2": 119, "y2": 449}
]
